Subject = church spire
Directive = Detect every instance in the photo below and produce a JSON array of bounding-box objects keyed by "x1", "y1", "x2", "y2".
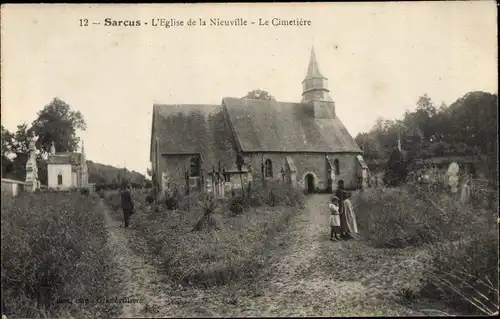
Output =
[
  {"x1": 301, "y1": 46, "x2": 333, "y2": 104},
  {"x1": 81, "y1": 141, "x2": 85, "y2": 155},
  {"x1": 301, "y1": 47, "x2": 336, "y2": 119},
  {"x1": 306, "y1": 46, "x2": 323, "y2": 78}
]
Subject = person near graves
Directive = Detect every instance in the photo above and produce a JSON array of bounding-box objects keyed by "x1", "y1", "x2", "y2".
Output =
[
  {"x1": 329, "y1": 196, "x2": 341, "y2": 241},
  {"x1": 335, "y1": 180, "x2": 352, "y2": 239},
  {"x1": 121, "y1": 184, "x2": 135, "y2": 228}
]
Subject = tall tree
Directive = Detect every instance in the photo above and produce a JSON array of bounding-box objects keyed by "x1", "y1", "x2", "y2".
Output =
[
  {"x1": 1, "y1": 125, "x2": 13, "y2": 158},
  {"x1": 243, "y1": 89, "x2": 276, "y2": 101},
  {"x1": 1, "y1": 124, "x2": 34, "y2": 180},
  {"x1": 31, "y1": 98, "x2": 87, "y2": 156}
]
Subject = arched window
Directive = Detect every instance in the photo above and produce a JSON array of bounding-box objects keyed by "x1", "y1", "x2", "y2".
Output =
[
  {"x1": 265, "y1": 159, "x2": 273, "y2": 178},
  {"x1": 57, "y1": 173, "x2": 63, "y2": 185},
  {"x1": 190, "y1": 156, "x2": 201, "y2": 177},
  {"x1": 333, "y1": 159, "x2": 340, "y2": 176}
]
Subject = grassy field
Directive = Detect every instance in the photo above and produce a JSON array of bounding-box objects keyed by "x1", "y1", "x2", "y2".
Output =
[
  {"x1": 103, "y1": 182, "x2": 305, "y2": 288},
  {"x1": 1, "y1": 191, "x2": 122, "y2": 319},
  {"x1": 353, "y1": 185, "x2": 498, "y2": 315}
]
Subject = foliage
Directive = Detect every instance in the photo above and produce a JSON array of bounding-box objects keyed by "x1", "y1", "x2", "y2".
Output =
[
  {"x1": 243, "y1": 89, "x2": 276, "y2": 101},
  {"x1": 192, "y1": 195, "x2": 220, "y2": 232},
  {"x1": 164, "y1": 188, "x2": 179, "y2": 210},
  {"x1": 145, "y1": 194, "x2": 155, "y2": 204},
  {"x1": 383, "y1": 148, "x2": 408, "y2": 186},
  {"x1": 228, "y1": 181, "x2": 305, "y2": 215},
  {"x1": 1, "y1": 192, "x2": 120, "y2": 318},
  {"x1": 1, "y1": 98, "x2": 90, "y2": 184},
  {"x1": 354, "y1": 186, "x2": 498, "y2": 315},
  {"x1": 357, "y1": 91, "x2": 497, "y2": 178},
  {"x1": 1, "y1": 124, "x2": 35, "y2": 180},
  {"x1": 32, "y1": 98, "x2": 87, "y2": 156},
  {"x1": 229, "y1": 195, "x2": 246, "y2": 215},
  {"x1": 130, "y1": 202, "x2": 298, "y2": 288},
  {"x1": 103, "y1": 187, "x2": 299, "y2": 288},
  {"x1": 88, "y1": 160, "x2": 147, "y2": 190}
]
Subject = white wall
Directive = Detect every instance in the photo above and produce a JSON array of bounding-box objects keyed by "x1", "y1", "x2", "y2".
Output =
[{"x1": 48, "y1": 164, "x2": 73, "y2": 189}]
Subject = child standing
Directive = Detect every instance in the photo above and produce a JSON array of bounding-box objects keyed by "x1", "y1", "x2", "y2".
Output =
[{"x1": 329, "y1": 196, "x2": 341, "y2": 241}]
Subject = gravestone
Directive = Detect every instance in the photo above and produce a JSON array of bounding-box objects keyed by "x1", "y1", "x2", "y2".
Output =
[{"x1": 447, "y1": 162, "x2": 460, "y2": 193}]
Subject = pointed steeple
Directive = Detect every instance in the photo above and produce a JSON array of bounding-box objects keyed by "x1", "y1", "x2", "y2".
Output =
[
  {"x1": 81, "y1": 141, "x2": 85, "y2": 155},
  {"x1": 301, "y1": 46, "x2": 333, "y2": 104},
  {"x1": 306, "y1": 46, "x2": 323, "y2": 78}
]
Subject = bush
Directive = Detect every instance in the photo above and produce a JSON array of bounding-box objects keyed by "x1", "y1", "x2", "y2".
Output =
[
  {"x1": 1, "y1": 192, "x2": 119, "y2": 318},
  {"x1": 245, "y1": 181, "x2": 305, "y2": 208},
  {"x1": 355, "y1": 185, "x2": 498, "y2": 315},
  {"x1": 228, "y1": 195, "x2": 246, "y2": 215},
  {"x1": 383, "y1": 148, "x2": 408, "y2": 186},
  {"x1": 128, "y1": 189, "x2": 300, "y2": 288},
  {"x1": 145, "y1": 194, "x2": 155, "y2": 204},
  {"x1": 164, "y1": 189, "x2": 179, "y2": 210},
  {"x1": 421, "y1": 229, "x2": 498, "y2": 315}
]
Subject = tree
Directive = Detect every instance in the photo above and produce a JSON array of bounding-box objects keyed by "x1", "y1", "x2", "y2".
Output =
[
  {"x1": 31, "y1": 98, "x2": 87, "y2": 156},
  {"x1": 383, "y1": 148, "x2": 408, "y2": 186},
  {"x1": 1, "y1": 124, "x2": 34, "y2": 180},
  {"x1": 1, "y1": 125, "x2": 14, "y2": 177},
  {"x1": 1, "y1": 125, "x2": 13, "y2": 157},
  {"x1": 243, "y1": 89, "x2": 276, "y2": 101}
]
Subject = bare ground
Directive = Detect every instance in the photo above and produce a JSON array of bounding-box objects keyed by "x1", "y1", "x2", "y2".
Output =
[{"x1": 101, "y1": 194, "x2": 450, "y2": 318}]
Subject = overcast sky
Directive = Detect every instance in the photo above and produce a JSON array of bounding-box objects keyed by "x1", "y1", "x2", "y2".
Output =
[{"x1": 1, "y1": 2, "x2": 497, "y2": 175}]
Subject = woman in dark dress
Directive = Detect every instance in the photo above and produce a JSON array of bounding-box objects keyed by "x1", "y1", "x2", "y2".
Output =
[{"x1": 335, "y1": 180, "x2": 352, "y2": 239}]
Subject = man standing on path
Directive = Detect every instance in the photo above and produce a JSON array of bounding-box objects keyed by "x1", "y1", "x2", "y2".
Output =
[{"x1": 121, "y1": 183, "x2": 135, "y2": 228}]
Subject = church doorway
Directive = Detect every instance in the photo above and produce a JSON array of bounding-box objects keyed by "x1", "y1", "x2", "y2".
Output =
[{"x1": 305, "y1": 173, "x2": 315, "y2": 194}]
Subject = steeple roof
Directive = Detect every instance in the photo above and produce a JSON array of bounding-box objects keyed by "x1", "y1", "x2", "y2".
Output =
[{"x1": 306, "y1": 46, "x2": 325, "y2": 79}]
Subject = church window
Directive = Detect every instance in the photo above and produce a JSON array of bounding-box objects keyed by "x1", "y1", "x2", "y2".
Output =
[
  {"x1": 57, "y1": 173, "x2": 63, "y2": 185},
  {"x1": 333, "y1": 159, "x2": 340, "y2": 175},
  {"x1": 190, "y1": 156, "x2": 201, "y2": 177},
  {"x1": 265, "y1": 159, "x2": 273, "y2": 178}
]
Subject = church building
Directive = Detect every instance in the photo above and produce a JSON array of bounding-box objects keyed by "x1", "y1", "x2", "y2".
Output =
[
  {"x1": 150, "y1": 47, "x2": 366, "y2": 195},
  {"x1": 47, "y1": 141, "x2": 89, "y2": 190}
]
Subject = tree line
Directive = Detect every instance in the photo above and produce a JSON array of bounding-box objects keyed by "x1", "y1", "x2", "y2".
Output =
[
  {"x1": 354, "y1": 91, "x2": 498, "y2": 184},
  {"x1": 1, "y1": 98, "x2": 147, "y2": 188}
]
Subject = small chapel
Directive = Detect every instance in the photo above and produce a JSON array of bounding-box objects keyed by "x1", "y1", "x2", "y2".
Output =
[
  {"x1": 47, "y1": 141, "x2": 89, "y2": 190},
  {"x1": 150, "y1": 47, "x2": 368, "y2": 196}
]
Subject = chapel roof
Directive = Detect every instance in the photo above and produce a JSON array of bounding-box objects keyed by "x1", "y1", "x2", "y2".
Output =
[{"x1": 47, "y1": 152, "x2": 83, "y2": 165}]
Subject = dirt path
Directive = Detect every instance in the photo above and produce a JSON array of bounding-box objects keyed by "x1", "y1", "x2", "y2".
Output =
[
  {"x1": 101, "y1": 200, "x2": 184, "y2": 318},
  {"x1": 217, "y1": 194, "x2": 430, "y2": 317},
  {"x1": 101, "y1": 194, "x2": 445, "y2": 317}
]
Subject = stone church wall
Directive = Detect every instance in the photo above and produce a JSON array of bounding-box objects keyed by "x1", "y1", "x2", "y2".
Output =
[
  {"x1": 243, "y1": 152, "x2": 360, "y2": 192},
  {"x1": 156, "y1": 154, "x2": 192, "y2": 191},
  {"x1": 157, "y1": 152, "x2": 361, "y2": 194}
]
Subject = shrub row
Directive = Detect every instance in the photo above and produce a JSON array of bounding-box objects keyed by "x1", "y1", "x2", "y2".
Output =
[
  {"x1": 1, "y1": 192, "x2": 120, "y2": 318},
  {"x1": 228, "y1": 181, "x2": 306, "y2": 215},
  {"x1": 354, "y1": 186, "x2": 498, "y2": 315},
  {"x1": 103, "y1": 183, "x2": 304, "y2": 288},
  {"x1": 131, "y1": 202, "x2": 299, "y2": 288}
]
